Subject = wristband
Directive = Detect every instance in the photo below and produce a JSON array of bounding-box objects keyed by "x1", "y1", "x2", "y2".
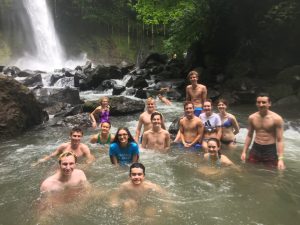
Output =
[{"x1": 278, "y1": 156, "x2": 284, "y2": 160}]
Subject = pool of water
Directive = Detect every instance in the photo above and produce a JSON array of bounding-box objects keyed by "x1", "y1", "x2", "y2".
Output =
[{"x1": 0, "y1": 99, "x2": 299, "y2": 225}]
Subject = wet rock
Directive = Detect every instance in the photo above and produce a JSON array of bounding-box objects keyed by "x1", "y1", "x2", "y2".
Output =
[
  {"x1": 0, "y1": 75, "x2": 47, "y2": 139},
  {"x1": 134, "y1": 88, "x2": 147, "y2": 99},
  {"x1": 140, "y1": 53, "x2": 168, "y2": 69},
  {"x1": 102, "y1": 79, "x2": 117, "y2": 89},
  {"x1": 83, "y1": 96, "x2": 144, "y2": 115},
  {"x1": 112, "y1": 84, "x2": 126, "y2": 95},
  {"x1": 3, "y1": 66, "x2": 21, "y2": 77},
  {"x1": 168, "y1": 117, "x2": 181, "y2": 140},
  {"x1": 85, "y1": 65, "x2": 123, "y2": 89},
  {"x1": 132, "y1": 76, "x2": 148, "y2": 89},
  {"x1": 51, "y1": 113, "x2": 92, "y2": 128},
  {"x1": 34, "y1": 87, "x2": 83, "y2": 108},
  {"x1": 18, "y1": 73, "x2": 43, "y2": 87}
]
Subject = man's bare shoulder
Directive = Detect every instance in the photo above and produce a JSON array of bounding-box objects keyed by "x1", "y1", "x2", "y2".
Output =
[
  {"x1": 249, "y1": 112, "x2": 259, "y2": 120},
  {"x1": 269, "y1": 110, "x2": 284, "y2": 123},
  {"x1": 79, "y1": 143, "x2": 91, "y2": 151},
  {"x1": 73, "y1": 169, "x2": 87, "y2": 179},
  {"x1": 197, "y1": 84, "x2": 207, "y2": 89},
  {"x1": 40, "y1": 174, "x2": 60, "y2": 192},
  {"x1": 144, "y1": 181, "x2": 162, "y2": 191},
  {"x1": 120, "y1": 181, "x2": 132, "y2": 190}
]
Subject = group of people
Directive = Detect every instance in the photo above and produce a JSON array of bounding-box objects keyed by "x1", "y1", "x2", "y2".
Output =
[{"x1": 36, "y1": 69, "x2": 286, "y2": 216}]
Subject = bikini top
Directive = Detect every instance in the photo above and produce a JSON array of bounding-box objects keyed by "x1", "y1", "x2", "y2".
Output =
[
  {"x1": 222, "y1": 118, "x2": 232, "y2": 128},
  {"x1": 208, "y1": 153, "x2": 221, "y2": 168},
  {"x1": 97, "y1": 133, "x2": 111, "y2": 145}
]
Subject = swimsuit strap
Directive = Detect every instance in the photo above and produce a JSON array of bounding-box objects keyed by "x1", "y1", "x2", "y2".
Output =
[
  {"x1": 208, "y1": 154, "x2": 221, "y2": 168},
  {"x1": 97, "y1": 133, "x2": 103, "y2": 144},
  {"x1": 106, "y1": 133, "x2": 111, "y2": 144}
]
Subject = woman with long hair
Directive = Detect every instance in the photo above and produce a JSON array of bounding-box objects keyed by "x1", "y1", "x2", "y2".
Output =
[{"x1": 109, "y1": 127, "x2": 139, "y2": 166}]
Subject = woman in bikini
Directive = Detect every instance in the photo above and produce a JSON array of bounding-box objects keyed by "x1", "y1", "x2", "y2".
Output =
[
  {"x1": 198, "y1": 138, "x2": 235, "y2": 175},
  {"x1": 217, "y1": 98, "x2": 240, "y2": 149}
]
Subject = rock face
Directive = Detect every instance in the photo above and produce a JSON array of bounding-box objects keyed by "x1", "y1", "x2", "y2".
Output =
[
  {"x1": 0, "y1": 75, "x2": 47, "y2": 139},
  {"x1": 83, "y1": 96, "x2": 145, "y2": 115}
]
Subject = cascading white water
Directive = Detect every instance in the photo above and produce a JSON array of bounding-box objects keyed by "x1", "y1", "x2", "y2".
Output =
[
  {"x1": 14, "y1": 0, "x2": 87, "y2": 72},
  {"x1": 15, "y1": 0, "x2": 65, "y2": 71}
]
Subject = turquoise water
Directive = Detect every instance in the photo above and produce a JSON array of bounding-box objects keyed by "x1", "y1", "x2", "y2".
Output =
[{"x1": 0, "y1": 100, "x2": 299, "y2": 225}]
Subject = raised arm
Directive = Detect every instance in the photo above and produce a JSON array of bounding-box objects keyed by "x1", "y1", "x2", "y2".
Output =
[
  {"x1": 35, "y1": 144, "x2": 66, "y2": 165},
  {"x1": 89, "y1": 134, "x2": 98, "y2": 144}
]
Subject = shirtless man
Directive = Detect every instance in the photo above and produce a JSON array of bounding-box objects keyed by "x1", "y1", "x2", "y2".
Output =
[
  {"x1": 241, "y1": 93, "x2": 285, "y2": 170},
  {"x1": 199, "y1": 99, "x2": 222, "y2": 151},
  {"x1": 110, "y1": 163, "x2": 166, "y2": 216},
  {"x1": 40, "y1": 152, "x2": 88, "y2": 193},
  {"x1": 142, "y1": 112, "x2": 171, "y2": 152},
  {"x1": 186, "y1": 70, "x2": 207, "y2": 116},
  {"x1": 179, "y1": 102, "x2": 204, "y2": 149},
  {"x1": 135, "y1": 97, "x2": 165, "y2": 143},
  {"x1": 36, "y1": 127, "x2": 95, "y2": 165}
]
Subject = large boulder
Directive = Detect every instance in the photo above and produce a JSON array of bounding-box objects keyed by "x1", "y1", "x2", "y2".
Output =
[
  {"x1": 0, "y1": 75, "x2": 47, "y2": 139},
  {"x1": 85, "y1": 65, "x2": 123, "y2": 88},
  {"x1": 83, "y1": 96, "x2": 144, "y2": 115}
]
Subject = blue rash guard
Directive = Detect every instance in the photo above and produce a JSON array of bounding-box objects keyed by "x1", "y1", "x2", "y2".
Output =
[{"x1": 109, "y1": 142, "x2": 139, "y2": 165}]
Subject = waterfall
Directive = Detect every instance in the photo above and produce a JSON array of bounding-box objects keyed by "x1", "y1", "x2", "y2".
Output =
[{"x1": 14, "y1": 0, "x2": 85, "y2": 71}]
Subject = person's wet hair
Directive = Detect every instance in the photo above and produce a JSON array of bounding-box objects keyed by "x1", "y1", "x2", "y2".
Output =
[
  {"x1": 216, "y1": 98, "x2": 228, "y2": 106},
  {"x1": 256, "y1": 93, "x2": 271, "y2": 102},
  {"x1": 58, "y1": 151, "x2": 78, "y2": 164},
  {"x1": 184, "y1": 101, "x2": 194, "y2": 109},
  {"x1": 99, "y1": 96, "x2": 109, "y2": 104},
  {"x1": 207, "y1": 138, "x2": 222, "y2": 157},
  {"x1": 204, "y1": 99, "x2": 213, "y2": 105},
  {"x1": 70, "y1": 126, "x2": 83, "y2": 135},
  {"x1": 112, "y1": 127, "x2": 136, "y2": 145},
  {"x1": 151, "y1": 111, "x2": 163, "y2": 120},
  {"x1": 129, "y1": 162, "x2": 145, "y2": 176},
  {"x1": 207, "y1": 138, "x2": 221, "y2": 148},
  {"x1": 187, "y1": 70, "x2": 199, "y2": 79},
  {"x1": 101, "y1": 121, "x2": 111, "y2": 128}
]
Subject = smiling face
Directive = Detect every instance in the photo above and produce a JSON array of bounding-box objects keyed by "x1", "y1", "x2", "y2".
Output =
[
  {"x1": 70, "y1": 131, "x2": 82, "y2": 146},
  {"x1": 100, "y1": 97, "x2": 109, "y2": 107},
  {"x1": 117, "y1": 129, "x2": 129, "y2": 146},
  {"x1": 207, "y1": 140, "x2": 220, "y2": 156},
  {"x1": 203, "y1": 101, "x2": 212, "y2": 115},
  {"x1": 146, "y1": 99, "x2": 156, "y2": 113},
  {"x1": 189, "y1": 74, "x2": 198, "y2": 85},
  {"x1": 59, "y1": 155, "x2": 76, "y2": 177},
  {"x1": 217, "y1": 101, "x2": 227, "y2": 113},
  {"x1": 130, "y1": 167, "x2": 145, "y2": 185},
  {"x1": 256, "y1": 96, "x2": 271, "y2": 112},
  {"x1": 151, "y1": 114, "x2": 162, "y2": 128},
  {"x1": 101, "y1": 122, "x2": 111, "y2": 134},
  {"x1": 184, "y1": 103, "x2": 194, "y2": 117}
]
